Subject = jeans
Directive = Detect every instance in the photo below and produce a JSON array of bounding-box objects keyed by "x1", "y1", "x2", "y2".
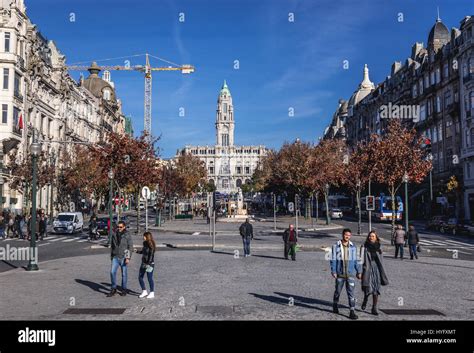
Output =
[
  {"x1": 110, "y1": 257, "x2": 128, "y2": 290},
  {"x1": 409, "y1": 244, "x2": 417, "y2": 258},
  {"x1": 242, "y1": 237, "x2": 251, "y2": 256},
  {"x1": 395, "y1": 244, "x2": 404, "y2": 258},
  {"x1": 138, "y1": 264, "x2": 155, "y2": 292},
  {"x1": 333, "y1": 277, "x2": 356, "y2": 310}
]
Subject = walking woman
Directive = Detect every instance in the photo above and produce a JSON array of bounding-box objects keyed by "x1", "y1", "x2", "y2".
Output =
[
  {"x1": 360, "y1": 231, "x2": 389, "y2": 315},
  {"x1": 135, "y1": 231, "x2": 156, "y2": 299}
]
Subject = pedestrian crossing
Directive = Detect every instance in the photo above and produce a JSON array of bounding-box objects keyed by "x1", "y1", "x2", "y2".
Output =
[
  {"x1": 22, "y1": 234, "x2": 109, "y2": 246},
  {"x1": 419, "y1": 238, "x2": 474, "y2": 249}
]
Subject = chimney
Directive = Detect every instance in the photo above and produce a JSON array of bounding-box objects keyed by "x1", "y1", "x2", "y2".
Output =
[
  {"x1": 411, "y1": 42, "x2": 424, "y2": 59},
  {"x1": 391, "y1": 61, "x2": 402, "y2": 76}
]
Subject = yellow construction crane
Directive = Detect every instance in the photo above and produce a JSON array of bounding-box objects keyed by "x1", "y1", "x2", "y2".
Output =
[{"x1": 67, "y1": 53, "x2": 195, "y2": 137}]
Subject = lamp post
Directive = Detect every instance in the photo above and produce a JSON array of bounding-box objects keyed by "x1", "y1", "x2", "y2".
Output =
[
  {"x1": 403, "y1": 172, "x2": 409, "y2": 232},
  {"x1": 356, "y1": 180, "x2": 361, "y2": 236},
  {"x1": 26, "y1": 141, "x2": 42, "y2": 271},
  {"x1": 273, "y1": 192, "x2": 276, "y2": 231},
  {"x1": 0, "y1": 177, "x2": 4, "y2": 213},
  {"x1": 325, "y1": 183, "x2": 330, "y2": 225},
  {"x1": 107, "y1": 168, "x2": 114, "y2": 247}
]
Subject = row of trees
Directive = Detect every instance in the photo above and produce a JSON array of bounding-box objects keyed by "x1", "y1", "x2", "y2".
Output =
[
  {"x1": 252, "y1": 120, "x2": 432, "y2": 233},
  {"x1": 6, "y1": 132, "x2": 208, "y2": 220}
]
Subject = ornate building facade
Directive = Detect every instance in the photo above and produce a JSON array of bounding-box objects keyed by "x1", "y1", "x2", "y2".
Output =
[
  {"x1": 324, "y1": 15, "x2": 474, "y2": 220},
  {"x1": 0, "y1": 0, "x2": 129, "y2": 214},
  {"x1": 177, "y1": 81, "x2": 267, "y2": 194}
]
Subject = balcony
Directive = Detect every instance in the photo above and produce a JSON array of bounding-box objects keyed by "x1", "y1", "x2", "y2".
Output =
[{"x1": 16, "y1": 57, "x2": 25, "y2": 71}]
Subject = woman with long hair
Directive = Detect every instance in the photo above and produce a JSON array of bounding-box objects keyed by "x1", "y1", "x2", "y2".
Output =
[
  {"x1": 360, "y1": 231, "x2": 389, "y2": 315},
  {"x1": 135, "y1": 231, "x2": 156, "y2": 299}
]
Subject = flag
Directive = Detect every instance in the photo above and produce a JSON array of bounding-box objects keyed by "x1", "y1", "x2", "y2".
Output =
[{"x1": 17, "y1": 113, "x2": 23, "y2": 130}]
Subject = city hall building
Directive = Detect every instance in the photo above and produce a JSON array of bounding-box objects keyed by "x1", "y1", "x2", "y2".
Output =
[{"x1": 177, "y1": 81, "x2": 267, "y2": 194}]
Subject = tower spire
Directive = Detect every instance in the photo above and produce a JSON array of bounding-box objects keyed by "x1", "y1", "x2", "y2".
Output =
[{"x1": 437, "y1": 6, "x2": 441, "y2": 22}]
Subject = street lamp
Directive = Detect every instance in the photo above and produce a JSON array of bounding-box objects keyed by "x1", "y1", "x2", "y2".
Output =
[
  {"x1": 325, "y1": 183, "x2": 330, "y2": 225},
  {"x1": 403, "y1": 172, "x2": 409, "y2": 232},
  {"x1": 26, "y1": 141, "x2": 42, "y2": 271},
  {"x1": 107, "y1": 168, "x2": 114, "y2": 247}
]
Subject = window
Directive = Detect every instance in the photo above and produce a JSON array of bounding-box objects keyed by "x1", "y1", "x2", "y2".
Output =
[
  {"x1": 209, "y1": 167, "x2": 214, "y2": 174},
  {"x1": 433, "y1": 126, "x2": 438, "y2": 143},
  {"x1": 236, "y1": 166, "x2": 242, "y2": 174},
  {"x1": 420, "y1": 104, "x2": 426, "y2": 121},
  {"x1": 435, "y1": 67, "x2": 441, "y2": 84},
  {"x1": 427, "y1": 99, "x2": 432, "y2": 116},
  {"x1": 443, "y1": 63, "x2": 449, "y2": 79},
  {"x1": 470, "y1": 91, "x2": 474, "y2": 110},
  {"x1": 467, "y1": 162, "x2": 471, "y2": 179},
  {"x1": 430, "y1": 71, "x2": 435, "y2": 85},
  {"x1": 103, "y1": 89, "x2": 111, "y2": 100},
  {"x1": 412, "y1": 84, "x2": 418, "y2": 98},
  {"x1": 470, "y1": 58, "x2": 474, "y2": 74},
  {"x1": 221, "y1": 134, "x2": 229, "y2": 146},
  {"x1": 424, "y1": 74, "x2": 429, "y2": 88},
  {"x1": 4, "y1": 32, "x2": 10, "y2": 53},
  {"x1": 438, "y1": 122, "x2": 443, "y2": 141},
  {"x1": 444, "y1": 90, "x2": 452, "y2": 107},
  {"x1": 223, "y1": 103, "x2": 227, "y2": 113},
  {"x1": 245, "y1": 166, "x2": 250, "y2": 174},
  {"x1": 14, "y1": 72, "x2": 20, "y2": 96},
  {"x1": 436, "y1": 96, "x2": 442, "y2": 112},
  {"x1": 1, "y1": 104, "x2": 7, "y2": 124},
  {"x1": 3, "y1": 68, "x2": 8, "y2": 90},
  {"x1": 13, "y1": 107, "x2": 20, "y2": 134},
  {"x1": 419, "y1": 79, "x2": 424, "y2": 95}
]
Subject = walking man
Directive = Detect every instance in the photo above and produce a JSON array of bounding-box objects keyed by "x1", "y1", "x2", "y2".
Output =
[
  {"x1": 329, "y1": 228, "x2": 362, "y2": 320},
  {"x1": 407, "y1": 225, "x2": 420, "y2": 260},
  {"x1": 107, "y1": 221, "x2": 133, "y2": 297},
  {"x1": 392, "y1": 224, "x2": 407, "y2": 260},
  {"x1": 283, "y1": 224, "x2": 298, "y2": 261},
  {"x1": 239, "y1": 218, "x2": 253, "y2": 257}
]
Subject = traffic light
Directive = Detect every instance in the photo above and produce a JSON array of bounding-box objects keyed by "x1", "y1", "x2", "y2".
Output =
[{"x1": 366, "y1": 196, "x2": 375, "y2": 211}]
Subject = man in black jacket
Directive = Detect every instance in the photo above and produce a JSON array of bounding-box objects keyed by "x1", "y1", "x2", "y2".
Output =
[
  {"x1": 107, "y1": 221, "x2": 133, "y2": 297},
  {"x1": 239, "y1": 218, "x2": 253, "y2": 257},
  {"x1": 283, "y1": 224, "x2": 298, "y2": 260}
]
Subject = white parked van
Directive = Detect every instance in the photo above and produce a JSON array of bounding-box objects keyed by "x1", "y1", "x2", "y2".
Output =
[{"x1": 53, "y1": 212, "x2": 84, "y2": 234}]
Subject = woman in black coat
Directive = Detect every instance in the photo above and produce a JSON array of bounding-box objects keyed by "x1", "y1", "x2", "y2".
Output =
[
  {"x1": 360, "y1": 231, "x2": 389, "y2": 315},
  {"x1": 135, "y1": 231, "x2": 156, "y2": 299}
]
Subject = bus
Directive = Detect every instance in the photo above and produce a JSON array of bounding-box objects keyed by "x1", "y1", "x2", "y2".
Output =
[{"x1": 361, "y1": 194, "x2": 403, "y2": 221}]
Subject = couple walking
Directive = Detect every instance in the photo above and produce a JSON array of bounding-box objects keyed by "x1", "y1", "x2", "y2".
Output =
[
  {"x1": 106, "y1": 221, "x2": 156, "y2": 299},
  {"x1": 329, "y1": 228, "x2": 389, "y2": 320}
]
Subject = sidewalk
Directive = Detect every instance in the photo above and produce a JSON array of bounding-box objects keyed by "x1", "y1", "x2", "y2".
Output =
[{"x1": 1, "y1": 250, "x2": 472, "y2": 320}]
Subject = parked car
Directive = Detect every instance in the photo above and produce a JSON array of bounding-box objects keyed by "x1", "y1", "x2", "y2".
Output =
[
  {"x1": 425, "y1": 216, "x2": 448, "y2": 231},
  {"x1": 53, "y1": 212, "x2": 84, "y2": 234},
  {"x1": 329, "y1": 208, "x2": 343, "y2": 219}
]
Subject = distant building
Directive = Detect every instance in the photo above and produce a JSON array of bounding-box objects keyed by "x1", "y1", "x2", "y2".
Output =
[{"x1": 177, "y1": 81, "x2": 267, "y2": 194}]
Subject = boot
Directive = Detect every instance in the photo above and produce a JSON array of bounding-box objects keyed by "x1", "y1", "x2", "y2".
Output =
[
  {"x1": 372, "y1": 295, "x2": 379, "y2": 315},
  {"x1": 361, "y1": 295, "x2": 369, "y2": 310},
  {"x1": 106, "y1": 288, "x2": 117, "y2": 297},
  {"x1": 139, "y1": 290, "x2": 148, "y2": 298},
  {"x1": 333, "y1": 303, "x2": 339, "y2": 314},
  {"x1": 119, "y1": 289, "x2": 127, "y2": 296},
  {"x1": 349, "y1": 310, "x2": 358, "y2": 320}
]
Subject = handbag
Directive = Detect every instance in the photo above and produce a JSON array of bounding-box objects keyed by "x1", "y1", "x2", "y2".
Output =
[
  {"x1": 417, "y1": 245, "x2": 422, "y2": 253},
  {"x1": 145, "y1": 264, "x2": 154, "y2": 273}
]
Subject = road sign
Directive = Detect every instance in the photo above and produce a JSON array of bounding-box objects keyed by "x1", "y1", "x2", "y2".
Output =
[
  {"x1": 142, "y1": 186, "x2": 151, "y2": 199},
  {"x1": 288, "y1": 202, "x2": 294, "y2": 212},
  {"x1": 366, "y1": 196, "x2": 375, "y2": 211}
]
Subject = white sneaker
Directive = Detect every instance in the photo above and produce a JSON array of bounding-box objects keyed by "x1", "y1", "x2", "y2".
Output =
[
  {"x1": 139, "y1": 290, "x2": 148, "y2": 298},
  {"x1": 146, "y1": 292, "x2": 155, "y2": 299}
]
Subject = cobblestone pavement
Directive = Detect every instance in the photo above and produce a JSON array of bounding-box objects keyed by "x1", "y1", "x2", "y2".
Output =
[{"x1": 1, "y1": 248, "x2": 472, "y2": 321}]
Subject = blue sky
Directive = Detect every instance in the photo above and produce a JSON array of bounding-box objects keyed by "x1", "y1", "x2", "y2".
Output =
[{"x1": 26, "y1": 0, "x2": 474, "y2": 158}]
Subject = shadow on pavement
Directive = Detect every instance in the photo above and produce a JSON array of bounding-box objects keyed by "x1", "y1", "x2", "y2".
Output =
[
  {"x1": 252, "y1": 254, "x2": 286, "y2": 260},
  {"x1": 75, "y1": 279, "x2": 110, "y2": 294},
  {"x1": 249, "y1": 292, "x2": 336, "y2": 313}
]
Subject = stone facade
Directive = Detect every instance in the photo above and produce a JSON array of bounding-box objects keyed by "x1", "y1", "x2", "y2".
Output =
[
  {"x1": 177, "y1": 81, "x2": 266, "y2": 194},
  {"x1": 0, "y1": 0, "x2": 128, "y2": 214},
  {"x1": 324, "y1": 16, "x2": 474, "y2": 220}
]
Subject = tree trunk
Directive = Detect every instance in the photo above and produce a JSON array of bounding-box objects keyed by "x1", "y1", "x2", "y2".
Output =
[{"x1": 325, "y1": 191, "x2": 330, "y2": 225}]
